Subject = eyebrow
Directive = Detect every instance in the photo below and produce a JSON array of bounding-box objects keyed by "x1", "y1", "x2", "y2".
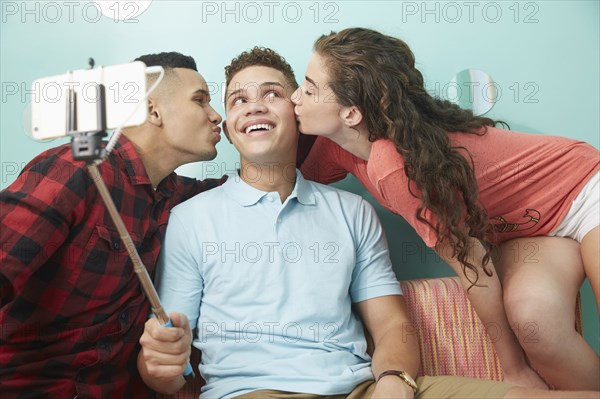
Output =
[
  {"x1": 192, "y1": 89, "x2": 211, "y2": 98},
  {"x1": 226, "y1": 82, "x2": 285, "y2": 100},
  {"x1": 305, "y1": 76, "x2": 318, "y2": 87}
]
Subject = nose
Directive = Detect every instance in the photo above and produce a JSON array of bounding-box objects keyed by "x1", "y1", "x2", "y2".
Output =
[
  {"x1": 243, "y1": 100, "x2": 268, "y2": 116},
  {"x1": 209, "y1": 105, "x2": 223, "y2": 125},
  {"x1": 291, "y1": 87, "x2": 302, "y2": 105}
]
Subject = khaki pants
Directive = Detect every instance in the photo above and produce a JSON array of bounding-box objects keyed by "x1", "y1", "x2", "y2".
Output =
[{"x1": 234, "y1": 376, "x2": 513, "y2": 399}]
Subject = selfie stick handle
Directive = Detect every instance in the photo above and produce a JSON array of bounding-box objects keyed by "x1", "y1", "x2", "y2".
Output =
[
  {"x1": 66, "y1": 77, "x2": 194, "y2": 382},
  {"x1": 87, "y1": 164, "x2": 195, "y2": 382}
]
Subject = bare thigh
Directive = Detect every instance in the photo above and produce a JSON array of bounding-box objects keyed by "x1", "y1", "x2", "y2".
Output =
[
  {"x1": 495, "y1": 236, "x2": 600, "y2": 390},
  {"x1": 581, "y1": 226, "x2": 600, "y2": 312}
]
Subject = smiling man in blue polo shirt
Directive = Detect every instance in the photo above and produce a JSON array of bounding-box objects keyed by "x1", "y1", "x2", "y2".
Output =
[{"x1": 136, "y1": 48, "x2": 597, "y2": 399}]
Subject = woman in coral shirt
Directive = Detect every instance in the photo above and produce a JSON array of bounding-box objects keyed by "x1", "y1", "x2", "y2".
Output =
[{"x1": 294, "y1": 27, "x2": 599, "y2": 390}]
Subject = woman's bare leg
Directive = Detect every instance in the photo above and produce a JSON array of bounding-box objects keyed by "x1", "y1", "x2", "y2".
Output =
[{"x1": 497, "y1": 236, "x2": 599, "y2": 390}]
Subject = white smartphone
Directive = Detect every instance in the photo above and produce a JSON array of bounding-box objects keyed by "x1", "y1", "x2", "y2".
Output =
[{"x1": 31, "y1": 61, "x2": 149, "y2": 140}]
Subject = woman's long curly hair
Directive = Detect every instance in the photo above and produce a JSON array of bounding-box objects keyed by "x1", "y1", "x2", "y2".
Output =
[{"x1": 315, "y1": 28, "x2": 498, "y2": 287}]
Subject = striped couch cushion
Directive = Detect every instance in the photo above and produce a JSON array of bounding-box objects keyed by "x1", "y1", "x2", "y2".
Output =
[{"x1": 401, "y1": 277, "x2": 503, "y2": 380}]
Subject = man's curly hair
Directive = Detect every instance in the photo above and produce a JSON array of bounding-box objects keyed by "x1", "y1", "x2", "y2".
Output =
[{"x1": 224, "y1": 46, "x2": 298, "y2": 100}]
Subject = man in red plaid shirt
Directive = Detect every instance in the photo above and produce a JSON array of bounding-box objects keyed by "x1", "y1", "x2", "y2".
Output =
[{"x1": 0, "y1": 52, "x2": 226, "y2": 398}]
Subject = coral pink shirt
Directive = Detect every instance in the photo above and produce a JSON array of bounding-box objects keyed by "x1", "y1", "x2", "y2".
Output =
[{"x1": 301, "y1": 127, "x2": 599, "y2": 247}]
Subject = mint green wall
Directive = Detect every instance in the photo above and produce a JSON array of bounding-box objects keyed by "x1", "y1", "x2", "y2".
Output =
[{"x1": 1, "y1": 1, "x2": 598, "y2": 353}]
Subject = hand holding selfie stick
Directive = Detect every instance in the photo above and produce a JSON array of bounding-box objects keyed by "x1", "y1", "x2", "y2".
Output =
[{"x1": 66, "y1": 65, "x2": 195, "y2": 382}]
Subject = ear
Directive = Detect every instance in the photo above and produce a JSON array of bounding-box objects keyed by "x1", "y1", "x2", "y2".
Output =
[
  {"x1": 340, "y1": 105, "x2": 363, "y2": 128},
  {"x1": 222, "y1": 120, "x2": 233, "y2": 143},
  {"x1": 147, "y1": 98, "x2": 162, "y2": 127}
]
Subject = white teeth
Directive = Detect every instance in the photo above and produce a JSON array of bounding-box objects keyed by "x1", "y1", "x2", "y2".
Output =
[{"x1": 245, "y1": 124, "x2": 274, "y2": 134}]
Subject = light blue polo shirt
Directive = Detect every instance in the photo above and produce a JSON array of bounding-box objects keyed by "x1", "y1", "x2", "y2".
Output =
[{"x1": 156, "y1": 170, "x2": 402, "y2": 399}]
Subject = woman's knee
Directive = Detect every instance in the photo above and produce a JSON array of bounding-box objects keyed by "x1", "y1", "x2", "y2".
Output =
[{"x1": 503, "y1": 286, "x2": 578, "y2": 357}]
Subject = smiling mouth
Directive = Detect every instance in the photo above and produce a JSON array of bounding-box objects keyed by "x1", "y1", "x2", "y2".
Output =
[{"x1": 245, "y1": 123, "x2": 275, "y2": 134}]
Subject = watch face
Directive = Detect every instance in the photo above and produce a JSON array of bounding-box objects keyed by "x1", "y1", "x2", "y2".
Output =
[
  {"x1": 397, "y1": 371, "x2": 418, "y2": 393},
  {"x1": 401, "y1": 371, "x2": 417, "y2": 386}
]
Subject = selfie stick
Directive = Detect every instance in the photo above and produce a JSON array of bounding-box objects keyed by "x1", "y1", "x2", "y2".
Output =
[{"x1": 66, "y1": 70, "x2": 195, "y2": 382}]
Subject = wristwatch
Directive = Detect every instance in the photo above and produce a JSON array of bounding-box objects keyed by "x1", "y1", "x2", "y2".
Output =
[{"x1": 377, "y1": 370, "x2": 418, "y2": 393}]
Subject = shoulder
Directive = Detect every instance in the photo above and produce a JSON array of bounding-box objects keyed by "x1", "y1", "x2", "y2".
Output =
[
  {"x1": 307, "y1": 179, "x2": 371, "y2": 211},
  {"x1": 172, "y1": 174, "x2": 228, "y2": 192},
  {"x1": 306, "y1": 136, "x2": 353, "y2": 162},
  {"x1": 169, "y1": 174, "x2": 228, "y2": 202},
  {"x1": 23, "y1": 143, "x2": 84, "y2": 177},
  {"x1": 11, "y1": 144, "x2": 91, "y2": 195},
  {"x1": 1, "y1": 144, "x2": 92, "y2": 223},
  {"x1": 170, "y1": 183, "x2": 227, "y2": 217},
  {"x1": 370, "y1": 139, "x2": 404, "y2": 169}
]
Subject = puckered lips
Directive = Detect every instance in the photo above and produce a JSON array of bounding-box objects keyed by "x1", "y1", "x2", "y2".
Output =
[
  {"x1": 294, "y1": 110, "x2": 302, "y2": 126},
  {"x1": 240, "y1": 119, "x2": 276, "y2": 136},
  {"x1": 212, "y1": 126, "x2": 222, "y2": 142}
]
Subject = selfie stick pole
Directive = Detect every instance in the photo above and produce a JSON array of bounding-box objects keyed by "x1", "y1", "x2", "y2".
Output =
[{"x1": 67, "y1": 80, "x2": 195, "y2": 382}]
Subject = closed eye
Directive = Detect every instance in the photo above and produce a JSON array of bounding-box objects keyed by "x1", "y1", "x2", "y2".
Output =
[
  {"x1": 194, "y1": 95, "x2": 210, "y2": 105},
  {"x1": 301, "y1": 82, "x2": 315, "y2": 97}
]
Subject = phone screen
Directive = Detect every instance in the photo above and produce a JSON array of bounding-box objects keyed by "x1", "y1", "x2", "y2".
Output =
[{"x1": 31, "y1": 61, "x2": 148, "y2": 140}]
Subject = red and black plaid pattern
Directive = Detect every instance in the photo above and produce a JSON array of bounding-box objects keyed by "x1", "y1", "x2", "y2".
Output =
[{"x1": 0, "y1": 135, "x2": 225, "y2": 398}]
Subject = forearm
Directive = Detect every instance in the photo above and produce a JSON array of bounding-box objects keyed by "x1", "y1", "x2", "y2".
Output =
[
  {"x1": 370, "y1": 320, "x2": 420, "y2": 380},
  {"x1": 357, "y1": 295, "x2": 420, "y2": 398},
  {"x1": 137, "y1": 350, "x2": 186, "y2": 395}
]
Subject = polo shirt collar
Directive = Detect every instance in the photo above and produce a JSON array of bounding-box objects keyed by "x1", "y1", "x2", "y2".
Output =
[
  {"x1": 292, "y1": 171, "x2": 316, "y2": 206},
  {"x1": 224, "y1": 169, "x2": 315, "y2": 206}
]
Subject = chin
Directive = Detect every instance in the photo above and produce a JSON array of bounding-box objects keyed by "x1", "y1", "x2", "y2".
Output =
[{"x1": 197, "y1": 149, "x2": 218, "y2": 162}]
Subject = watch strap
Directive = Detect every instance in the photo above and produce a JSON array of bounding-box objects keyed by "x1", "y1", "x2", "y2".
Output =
[{"x1": 377, "y1": 370, "x2": 418, "y2": 393}]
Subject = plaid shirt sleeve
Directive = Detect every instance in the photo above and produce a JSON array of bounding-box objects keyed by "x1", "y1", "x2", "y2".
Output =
[
  {"x1": 1, "y1": 138, "x2": 226, "y2": 398},
  {"x1": 1, "y1": 146, "x2": 105, "y2": 397},
  {"x1": 1, "y1": 147, "x2": 87, "y2": 308}
]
